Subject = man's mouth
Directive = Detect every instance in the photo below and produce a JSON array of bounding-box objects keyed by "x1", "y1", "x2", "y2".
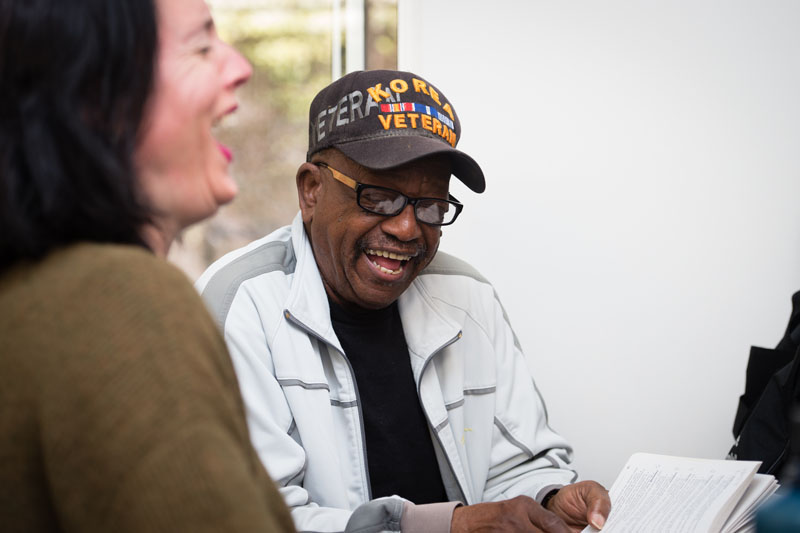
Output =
[{"x1": 365, "y1": 248, "x2": 414, "y2": 275}]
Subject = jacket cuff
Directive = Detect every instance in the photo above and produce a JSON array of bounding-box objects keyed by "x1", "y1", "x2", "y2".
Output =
[
  {"x1": 401, "y1": 501, "x2": 461, "y2": 533},
  {"x1": 536, "y1": 484, "x2": 565, "y2": 504}
]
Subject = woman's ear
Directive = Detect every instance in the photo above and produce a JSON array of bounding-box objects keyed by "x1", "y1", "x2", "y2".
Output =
[{"x1": 296, "y1": 162, "x2": 323, "y2": 224}]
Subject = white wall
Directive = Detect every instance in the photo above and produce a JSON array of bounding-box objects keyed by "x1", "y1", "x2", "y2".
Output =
[{"x1": 399, "y1": 0, "x2": 800, "y2": 487}]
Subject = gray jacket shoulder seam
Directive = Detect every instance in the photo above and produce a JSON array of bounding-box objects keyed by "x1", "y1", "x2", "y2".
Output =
[
  {"x1": 418, "y1": 250, "x2": 489, "y2": 284},
  {"x1": 200, "y1": 238, "x2": 296, "y2": 330}
]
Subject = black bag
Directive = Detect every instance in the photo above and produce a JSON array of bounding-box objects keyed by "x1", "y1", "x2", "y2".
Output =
[{"x1": 728, "y1": 291, "x2": 800, "y2": 480}]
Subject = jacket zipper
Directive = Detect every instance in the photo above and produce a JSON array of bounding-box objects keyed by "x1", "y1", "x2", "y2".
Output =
[
  {"x1": 283, "y1": 310, "x2": 373, "y2": 500},
  {"x1": 417, "y1": 331, "x2": 470, "y2": 504}
]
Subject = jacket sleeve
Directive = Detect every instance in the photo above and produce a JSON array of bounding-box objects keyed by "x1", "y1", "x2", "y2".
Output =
[
  {"x1": 214, "y1": 289, "x2": 344, "y2": 531},
  {"x1": 481, "y1": 288, "x2": 578, "y2": 503}
]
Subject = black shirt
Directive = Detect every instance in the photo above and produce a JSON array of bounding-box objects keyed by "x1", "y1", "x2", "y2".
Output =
[{"x1": 328, "y1": 298, "x2": 448, "y2": 504}]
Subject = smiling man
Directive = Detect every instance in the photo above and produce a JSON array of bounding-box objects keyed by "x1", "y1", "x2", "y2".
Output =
[{"x1": 197, "y1": 70, "x2": 609, "y2": 533}]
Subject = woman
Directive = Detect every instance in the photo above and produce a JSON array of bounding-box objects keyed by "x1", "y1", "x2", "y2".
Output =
[{"x1": 0, "y1": 0, "x2": 294, "y2": 531}]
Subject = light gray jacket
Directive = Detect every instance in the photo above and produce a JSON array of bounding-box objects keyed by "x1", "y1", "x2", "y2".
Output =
[{"x1": 196, "y1": 213, "x2": 577, "y2": 533}]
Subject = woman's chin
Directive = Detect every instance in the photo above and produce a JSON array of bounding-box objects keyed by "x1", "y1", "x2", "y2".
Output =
[
  {"x1": 209, "y1": 172, "x2": 239, "y2": 211},
  {"x1": 213, "y1": 173, "x2": 238, "y2": 207}
]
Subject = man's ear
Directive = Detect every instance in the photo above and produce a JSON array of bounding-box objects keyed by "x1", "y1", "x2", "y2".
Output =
[{"x1": 297, "y1": 162, "x2": 323, "y2": 224}]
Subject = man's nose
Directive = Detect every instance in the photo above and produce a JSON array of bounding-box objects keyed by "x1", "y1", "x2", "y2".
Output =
[{"x1": 380, "y1": 203, "x2": 423, "y2": 242}]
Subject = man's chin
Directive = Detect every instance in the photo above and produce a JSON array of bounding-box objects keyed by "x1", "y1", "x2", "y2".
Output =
[{"x1": 347, "y1": 284, "x2": 406, "y2": 311}]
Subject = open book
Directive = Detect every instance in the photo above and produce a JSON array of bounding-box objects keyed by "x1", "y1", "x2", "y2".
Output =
[{"x1": 582, "y1": 453, "x2": 778, "y2": 533}]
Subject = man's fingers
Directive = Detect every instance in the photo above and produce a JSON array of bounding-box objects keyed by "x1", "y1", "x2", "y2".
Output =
[
  {"x1": 524, "y1": 498, "x2": 572, "y2": 533},
  {"x1": 583, "y1": 482, "x2": 611, "y2": 529},
  {"x1": 452, "y1": 496, "x2": 575, "y2": 532}
]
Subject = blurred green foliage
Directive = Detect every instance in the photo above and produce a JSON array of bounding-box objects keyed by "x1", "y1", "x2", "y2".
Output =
[{"x1": 212, "y1": 3, "x2": 333, "y2": 119}]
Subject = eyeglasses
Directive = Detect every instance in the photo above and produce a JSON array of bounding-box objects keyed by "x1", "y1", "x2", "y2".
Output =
[{"x1": 316, "y1": 162, "x2": 463, "y2": 226}]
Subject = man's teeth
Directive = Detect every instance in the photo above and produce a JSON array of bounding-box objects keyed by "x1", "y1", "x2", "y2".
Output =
[
  {"x1": 373, "y1": 262, "x2": 403, "y2": 275},
  {"x1": 365, "y1": 248, "x2": 409, "y2": 275},
  {"x1": 365, "y1": 249, "x2": 412, "y2": 261}
]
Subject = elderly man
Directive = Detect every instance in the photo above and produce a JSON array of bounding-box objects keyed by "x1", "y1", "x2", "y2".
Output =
[{"x1": 197, "y1": 70, "x2": 609, "y2": 533}]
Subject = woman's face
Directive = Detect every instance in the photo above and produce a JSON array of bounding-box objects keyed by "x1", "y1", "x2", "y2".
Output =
[{"x1": 135, "y1": 0, "x2": 251, "y2": 240}]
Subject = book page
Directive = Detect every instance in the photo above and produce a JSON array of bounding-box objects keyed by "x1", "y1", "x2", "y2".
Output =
[
  {"x1": 582, "y1": 453, "x2": 759, "y2": 533},
  {"x1": 719, "y1": 474, "x2": 778, "y2": 532}
]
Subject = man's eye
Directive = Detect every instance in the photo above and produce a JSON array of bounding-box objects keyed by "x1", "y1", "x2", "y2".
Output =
[{"x1": 198, "y1": 45, "x2": 212, "y2": 56}]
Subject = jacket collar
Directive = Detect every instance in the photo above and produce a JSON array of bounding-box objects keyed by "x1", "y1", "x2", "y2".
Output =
[
  {"x1": 283, "y1": 213, "x2": 344, "y2": 353},
  {"x1": 284, "y1": 212, "x2": 461, "y2": 364}
]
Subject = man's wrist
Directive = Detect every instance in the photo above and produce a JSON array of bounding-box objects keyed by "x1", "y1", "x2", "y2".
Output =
[{"x1": 401, "y1": 500, "x2": 461, "y2": 533}]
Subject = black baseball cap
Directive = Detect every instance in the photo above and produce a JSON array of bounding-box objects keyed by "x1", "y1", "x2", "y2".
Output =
[{"x1": 306, "y1": 69, "x2": 485, "y2": 193}]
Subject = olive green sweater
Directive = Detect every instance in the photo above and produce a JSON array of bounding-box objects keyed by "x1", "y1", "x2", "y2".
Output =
[{"x1": 0, "y1": 243, "x2": 295, "y2": 532}]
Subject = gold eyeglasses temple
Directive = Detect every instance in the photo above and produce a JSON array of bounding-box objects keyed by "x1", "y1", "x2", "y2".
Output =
[{"x1": 317, "y1": 163, "x2": 357, "y2": 190}]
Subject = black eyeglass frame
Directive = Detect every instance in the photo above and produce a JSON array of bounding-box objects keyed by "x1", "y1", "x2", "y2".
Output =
[{"x1": 315, "y1": 162, "x2": 464, "y2": 227}]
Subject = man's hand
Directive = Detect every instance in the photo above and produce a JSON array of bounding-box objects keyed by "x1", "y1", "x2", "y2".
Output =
[
  {"x1": 545, "y1": 481, "x2": 610, "y2": 531},
  {"x1": 450, "y1": 495, "x2": 572, "y2": 532}
]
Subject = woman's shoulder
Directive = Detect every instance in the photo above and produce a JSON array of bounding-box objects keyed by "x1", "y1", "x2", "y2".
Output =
[
  {"x1": 3, "y1": 242, "x2": 208, "y2": 324},
  {"x1": 58, "y1": 242, "x2": 184, "y2": 278},
  {"x1": 1, "y1": 242, "x2": 229, "y2": 388},
  {"x1": 72, "y1": 243, "x2": 208, "y2": 315},
  {"x1": 54, "y1": 242, "x2": 193, "y2": 292}
]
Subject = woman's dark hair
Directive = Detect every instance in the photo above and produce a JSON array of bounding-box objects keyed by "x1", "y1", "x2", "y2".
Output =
[{"x1": 0, "y1": 0, "x2": 158, "y2": 269}]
